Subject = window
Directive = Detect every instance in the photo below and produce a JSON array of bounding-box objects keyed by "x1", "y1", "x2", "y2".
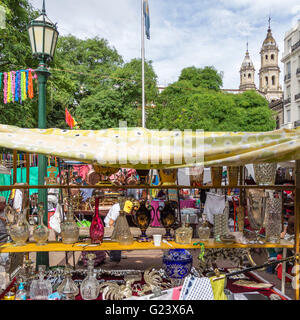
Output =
[
  {"x1": 271, "y1": 54, "x2": 275, "y2": 60},
  {"x1": 276, "y1": 117, "x2": 280, "y2": 129},
  {"x1": 265, "y1": 55, "x2": 268, "y2": 60},
  {"x1": 287, "y1": 85, "x2": 291, "y2": 97},
  {"x1": 298, "y1": 106, "x2": 300, "y2": 120},
  {"x1": 288, "y1": 38, "x2": 292, "y2": 50},
  {"x1": 248, "y1": 73, "x2": 251, "y2": 79},
  {"x1": 272, "y1": 76, "x2": 275, "y2": 85},
  {"x1": 287, "y1": 61, "x2": 291, "y2": 75},
  {"x1": 244, "y1": 73, "x2": 246, "y2": 78},
  {"x1": 265, "y1": 76, "x2": 268, "y2": 86},
  {"x1": 287, "y1": 109, "x2": 291, "y2": 123}
]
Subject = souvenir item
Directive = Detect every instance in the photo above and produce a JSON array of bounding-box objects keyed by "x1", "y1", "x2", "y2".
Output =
[
  {"x1": 246, "y1": 189, "x2": 267, "y2": 244},
  {"x1": 60, "y1": 205, "x2": 79, "y2": 244},
  {"x1": 198, "y1": 214, "x2": 211, "y2": 240},
  {"x1": 57, "y1": 267, "x2": 79, "y2": 300},
  {"x1": 159, "y1": 169, "x2": 177, "y2": 186},
  {"x1": 227, "y1": 166, "x2": 240, "y2": 186},
  {"x1": 92, "y1": 164, "x2": 119, "y2": 186},
  {"x1": 253, "y1": 163, "x2": 277, "y2": 186},
  {"x1": 136, "y1": 169, "x2": 150, "y2": 185},
  {"x1": 163, "y1": 249, "x2": 193, "y2": 281},
  {"x1": 89, "y1": 197, "x2": 104, "y2": 244},
  {"x1": 33, "y1": 203, "x2": 49, "y2": 245},
  {"x1": 265, "y1": 192, "x2": 282, "y2": 244},
  {"x1": 9, "y1": 208, "x2": 30, "y2": 246},
  {"x1": 211, "y1": 166, "x2": 223, "y2": 187},
  {"x1": 189, "y1": 166, "x2": 204, "y2": 187},
  {"x1": 175, "y1": 215, "x2": 193, "y2": 245},
  {"x1": 236, "y1": 206, "x2": 245, "y2": 233},
  {"x1": 80, "y1": 254, "x2": 100, "y2": 300},
  {"x1": 213, "y1": 202, "x2": 229, "y2": 242},
  {"x1": 157, "y1": 201, "x2": 177, "y2": 241},
  {"x1": 111, "y1": 198, "x2": 134, "y2": 245},
  {"x1": 29, "y1": 265, "x2": 52, "y2": 300},
  {"x1": 132, "y1": 200, "x2": 154, "y2": 242}
]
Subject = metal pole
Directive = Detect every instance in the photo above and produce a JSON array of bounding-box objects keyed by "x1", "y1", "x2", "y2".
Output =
[
  {"x1": 36, "y1": 61, "x2": 50, "y2": 269},
  {"x1": 141, "y1": 0, "x2": 146, "y2": 128}
]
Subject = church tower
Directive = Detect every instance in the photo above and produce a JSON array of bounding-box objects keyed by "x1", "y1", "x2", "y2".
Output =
[
  {"x1": 239, "y1": 43, "x2": 256, "y2": 91},
  {"x1": 258, "y1": 18, "x2": 282, "y2": 102}
]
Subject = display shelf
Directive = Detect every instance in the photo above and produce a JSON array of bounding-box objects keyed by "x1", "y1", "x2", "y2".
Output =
[
  {"x1": 0, "y1": 184, "x2": 296, "y2": 191},
  {"x1": 0, "y1": 239, "x2": 294, "y2": 253}
]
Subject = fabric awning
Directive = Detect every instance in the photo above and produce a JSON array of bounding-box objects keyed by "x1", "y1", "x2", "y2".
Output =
[{"x1": 1, "y1": 124, "x2": 300, "y2": 169}]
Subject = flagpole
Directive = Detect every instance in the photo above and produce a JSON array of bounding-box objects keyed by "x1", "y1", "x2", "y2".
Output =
[{"x1": 141, "y1": 0, "x2": 146, "y2": 128}]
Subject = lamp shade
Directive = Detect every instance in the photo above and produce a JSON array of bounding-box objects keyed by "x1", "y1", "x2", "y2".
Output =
[{"x1": 28, "y1": 7, "x2": 58, "y2": 61}]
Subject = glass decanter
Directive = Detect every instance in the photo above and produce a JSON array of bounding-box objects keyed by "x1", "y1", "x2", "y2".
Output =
[
  {"x1": 89, "y1": 197, "x2": 104, "y2": 244},
  {"x1": 80, "y1": 253, "x2": 100, "y2": 300},
  {"x1": 60, "y1": 205, "x2": 79, "y2": 244},
  {"x1": 175, "y1": 215, "x2": 193, "y2": 244},
  {"x1": 33, "y1": 203, "x2": 49, "y2": 245},
  {"x1": 57, "y1": 267, "x2": 79, "y2": 300},
  {"x1": 198, "y1": 214, "x2": 210, "y2": 240},
  {"x1": 9, "y1": 208, "x2": 30, "y2": 246},
  {"x1": 29, "y1": 265, "x2": 52, "y2": 300}
]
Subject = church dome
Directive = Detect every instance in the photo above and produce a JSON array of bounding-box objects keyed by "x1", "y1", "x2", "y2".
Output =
[
  {"x1": 241, "y1": 51, "x2": 254, "y2": 68},
  {"x1": 262, "y1": 28, "x2": 277, "y2": 47}
]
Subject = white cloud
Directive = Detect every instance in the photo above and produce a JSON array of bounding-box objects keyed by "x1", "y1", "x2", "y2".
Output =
[{"x1": 29, "y1": 0, "x2": 300, "y2": 89}]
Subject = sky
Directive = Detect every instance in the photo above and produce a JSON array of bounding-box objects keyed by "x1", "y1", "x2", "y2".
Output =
[{"x1": 29, "y1": 0, "x2": 300, "y2": 89}]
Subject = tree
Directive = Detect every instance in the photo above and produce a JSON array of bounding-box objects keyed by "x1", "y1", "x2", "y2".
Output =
[{"x1": 147, "y1": 67, "x2": 275, "y2": 132}]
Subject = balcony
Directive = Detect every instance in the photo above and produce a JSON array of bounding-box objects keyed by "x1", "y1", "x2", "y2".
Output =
[
  {"x1": 295, "y1": 120, "x2": 300, "y2": 128},
  {"x1": 292, "y1": 40, "x2": 300, "y2": 52},
  {"x1": 284, "y1": 97, "x2": 291, "y2": 105},
  {"x1": 295, "y1": 93, "x2": 300, "y2": 101},
  {"x1": 284, "y1": 73, "x2": 291, "y2": 81}
]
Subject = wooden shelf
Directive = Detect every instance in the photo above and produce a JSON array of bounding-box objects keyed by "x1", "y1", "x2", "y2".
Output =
[{"x1": 0, "y1": 239, "x2": 294, "y2": 253}]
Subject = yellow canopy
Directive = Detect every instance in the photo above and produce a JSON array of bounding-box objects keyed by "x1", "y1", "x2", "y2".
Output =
[{"x1": 1, "y1": 124, "x2": 300, "y2": 169}]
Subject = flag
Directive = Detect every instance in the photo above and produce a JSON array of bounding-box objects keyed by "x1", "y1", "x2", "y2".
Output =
[
  {"x1": 65, "y1": 108, "x2": 75, "y2": 129},
  {"x1": 143, "y1": 0, "x2": 150, "y2": 40}
]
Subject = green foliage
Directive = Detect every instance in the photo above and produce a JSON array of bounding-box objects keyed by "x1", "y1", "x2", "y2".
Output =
[{"x1": 147, "y1": 67, "x2": 275, "y2": 132}]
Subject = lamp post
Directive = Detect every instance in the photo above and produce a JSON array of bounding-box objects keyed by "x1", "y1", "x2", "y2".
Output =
[{"x1": 28, "y1": 0, "x2": 59, "y2": 268}]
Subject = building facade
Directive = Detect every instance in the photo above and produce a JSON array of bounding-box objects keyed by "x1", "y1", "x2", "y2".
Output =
[{"x1": 281, "y1": 20, "x2": 300, "y2": 129}]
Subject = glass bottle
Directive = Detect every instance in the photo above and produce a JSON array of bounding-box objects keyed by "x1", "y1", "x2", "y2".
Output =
[
  {"x1": 57, "y1": 267, "x2": 79, "y2": 300},
  {"x1": 29, "y1": 265, "x2": 52, "y2": 300},
  {"x1": 80, "y1": 253, "x2": 100, "y2": 300},
  {"x1": 175, "y1": 215, "x2": 193, "y2": 244},
  {"x1": 15, "y1": 282, "x2": 27, "y2": 300},
  {"x1": 198, "y1": 214, "x2": 210, "y2": 240},
  {"x1": 9, "y1": 208, "x2": 30, "y2": 246},
  {"x1": 60, "y1": 205, "x2": 79, "y2": 244},
  {"x1": 33, "y1": 203, "x2": 49, "y2": 246},
  {"x1": 89, "y1": 197, "x2": 104, "y2": 244}
]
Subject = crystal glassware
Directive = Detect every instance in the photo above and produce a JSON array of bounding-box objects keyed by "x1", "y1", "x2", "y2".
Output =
[
  {"x1": 175, "y1": 215, "x2": 193, "y2": 245},
  {"x1": 57, "y1": 267, "x2": 79, "y2": 300},
  {"x1": 9, "y1": 208, "x2": 30, "y2": 246},
  {"x1": 29, "y1": 265, "x2": 52, "y2": 300},
  {"x1": 33, "y1": 203, "x2": 49, "y2": 245},
  {"x1": 89, "y1": 197, "x2": 104, "y2": 244},
  {"x1": 265, "y1": 192, "x2": 282, "y2": 244},
  {"x1": 253, "y1": 163, "x2": 277, "y2": 186},
  {"x1": 198, "y1": 214, "x2": 210, "y2": 240},
  {"x1": 80, "y1": 253, "x2": 100, "y2": 300},
  {"x1": 60, "y1": 206, "x2": 79, "y2": 244},
  {"x1": 211, "y1": 167, "x2": 223, "y2": 187}
]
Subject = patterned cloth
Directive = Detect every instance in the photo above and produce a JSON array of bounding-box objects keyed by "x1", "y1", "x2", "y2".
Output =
[{"x1": 180, "y1": 276, "x2": 214, "y2": 300}]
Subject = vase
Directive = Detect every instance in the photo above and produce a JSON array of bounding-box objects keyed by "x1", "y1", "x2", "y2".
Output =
[
  {"x1": 175, "y1": 215, "x2": 193, "y2": 245},
  {"x1": 159, "y1": 169, "x2": 177, "y2": 187},
  {"x1": 157, "y1": 201, "x2": 177, "y2": 241},
  {"x1": 253, "y1": 163, "x2": 277, "y2": 186},
  {"x1": 211, "y1": 167, "x2": 223, "y2": 187},
  {"x1": 265, "y1": 193, "x2": 282, "y2": 244},
  {"x1": 227, "y1": 166, "x2": 240, "y2": 186},
  {"x1": 33, "y1": 203, "x2": 49, "y2": 246},
  {"x1": 60, "y1": 206, "x2": 79, "y2": 244},
  {"x1": 80, "y1": 254, "x2": 100, "y2": 300},
  {"x1": 89, "y1": 197, "x2": 104, "y2": 244},
  {"x1": 9, "y1": 208, "x2": 30, "y2": 246},
  {"x1": 57, "y1": 267, "x2": 79, "y2": 300},
  {"x1": 162, "y1": 249, "x2": 193, "y2": 280},
  {"x1": 29, "y1": 265, "x2": 52, "y2": 300},
  {"x1": 132, "y1": 200, "x2": 154, "y2": 242}
]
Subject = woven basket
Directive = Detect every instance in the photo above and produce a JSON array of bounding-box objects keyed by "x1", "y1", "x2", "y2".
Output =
[
  {"x1": 228, "y1": 166, "x2": 239, "y2": 186},
  {"x1": 211, "y1": 167, "x2": 223, "y2": 187}
]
